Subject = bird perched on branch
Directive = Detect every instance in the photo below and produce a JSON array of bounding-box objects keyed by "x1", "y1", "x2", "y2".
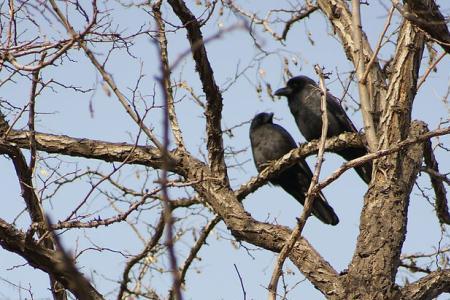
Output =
[
  {"x1": 274, "y1": 75, "x2": 372, "y2": 184},
  {"x1": 249, "y1": 112, "x2": 339, "y2": 225}
]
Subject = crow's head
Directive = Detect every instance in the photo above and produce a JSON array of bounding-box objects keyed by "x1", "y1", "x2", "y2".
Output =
[
  {"x1": 250, "y1": 112, "x2": 274, "y2": 130},
  {"x1": 274, "y1": 76, "x2": 317, "y2": 98}
]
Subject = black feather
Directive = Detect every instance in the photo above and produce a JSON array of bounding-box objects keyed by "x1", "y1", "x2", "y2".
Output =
[
  {"x1": 275, "y1": 75, "x2": 372, "y2": 184},
  {"x1": 249, "y1": 112, "x2": 339, "y2": 226}
]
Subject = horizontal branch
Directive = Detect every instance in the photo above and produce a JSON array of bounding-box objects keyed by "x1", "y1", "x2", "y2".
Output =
[{"x1": 2, "y1": 129, "x2": 173, "y2": 171}]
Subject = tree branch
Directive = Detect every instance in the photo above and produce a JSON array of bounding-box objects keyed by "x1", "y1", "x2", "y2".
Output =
[
  {"x1": 48, "y1": 0, "x2": 164, "y2": 151},
  {"x1": 153, "y1": 3, "x2": 186, "y2": 151},
  {"x1": 345, "y1": 17, "x2": 425, "y2": 298},
  {"x1": 423, "y1": 138, "x2": 450, "y2": 224},
  {"x1": 351, "y1": 0, "x2": 378, "y2": 150},
  {"x1": 117, "y1": 213, "x2": 165, "y2": 300},
  {"x1": 317, "y1": 0, "x2": 388, "y2": 128},
  {"x1": 401, "y1": 269, "x2": 450, "y2": 300},
  {"x1": 167, "y1": 0, "x2": 227, "y2": 180},
  {"x1": 2, "y1": 129, "x2": 170, "y2": 171},
  {"x1": 0, "y1": 218, "x2": 104, "y2": 300},
  {"x1": 402, "y1": 0, "x2": 450, "y2": 54},
  {"x1": 267, "y1": 65, "x2": 330, "y2": 300}
]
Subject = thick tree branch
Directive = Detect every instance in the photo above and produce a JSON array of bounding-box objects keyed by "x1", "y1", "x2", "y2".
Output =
[
  {"x1": 0, "y1": 114, "x2": 67, "y2": 299},
  {"x1": 402, "y1": 0, "x2": 450, "y2": 54},
  {"x1": 317, "y1": 0, "x2": 387, "y2": 128},
  {"x1": 167, "y1": 0, "x2": 227, "y2": 180},
  {"x1": 345, "y1": 18, "x2": 425, "y2": 298},
  {"x1": 175, "y1": 152, "x2": 345, "y2": 297},
  {"x1": 401, "y1": 269, "x2": 450, "y2": 300},
  {"x1": 2, "y1": 129, "x2": 170, "y2": 171},
  {"x1": 0, "y1": 218, "x2": 104, "y2": 300}
]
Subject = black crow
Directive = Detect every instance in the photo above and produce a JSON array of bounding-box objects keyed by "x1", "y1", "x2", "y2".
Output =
[
  {"x1": 249, "y1": 112, "x2": 339, "y2": 225},
  {"x1": 274, "y1": 75, "x2": 372, "y2": 184}
]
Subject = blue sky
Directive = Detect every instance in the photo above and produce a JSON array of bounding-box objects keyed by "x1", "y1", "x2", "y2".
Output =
[{"x1": 0, "y1": 1, "x2": 449, "y2": 299}]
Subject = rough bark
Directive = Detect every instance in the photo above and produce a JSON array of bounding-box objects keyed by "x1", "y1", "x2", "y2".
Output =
[
  {"x1": 317, "y1": 0, "x2": 388, "y2": 128},
  {"x1": 342, "y1": 19, "x2": 425, "y2": 299},
  {"x1": 0, "y1": 219, "x2": 104, "y2": 300}
]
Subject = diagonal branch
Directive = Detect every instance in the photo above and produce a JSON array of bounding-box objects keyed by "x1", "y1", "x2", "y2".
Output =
[
  {"x1": 175, "y1": 216, "x2": 221, "y2": 296},
  {"x1": 400, "y1": 269, "x2": 450, "y2": 300},
  {"x1": 167, "y1": 0, "x2": 227, "y2": 179},
  {"x1": 0, "y1": 218, "x2": 104, "y2": 300},
  {"x1": 317, "y1": 0, "x2": 388, "y2": 128},
  {"x1": 236, "y1": 132, "x2": 367, "y2": 200},
  {"x1": 423, "y1": 138, "x2": 450, "y2": 224},
  {"x1": 267, "y1": 65, "x2": 330, "y2": 300},
  {"x1": 351, "y1": 0, "x2": 378, "y2": 150},
  {"x1": 48, "y1": 0, "x2": 164, "y2": 151},
  {"x1": 402, "y1": 0, "x2": 450, "y2": 54},
  {"x1": 117, "y1": 213, "x2": 165, "y2": 300}
]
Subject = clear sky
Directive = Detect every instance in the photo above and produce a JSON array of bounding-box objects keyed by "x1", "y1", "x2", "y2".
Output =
[{"x1": 0, "y1": 1, "x2": 449, "y2": 299}]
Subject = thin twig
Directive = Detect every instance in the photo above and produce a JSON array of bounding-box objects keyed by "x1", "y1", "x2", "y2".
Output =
[
  {"x1": 361, "y1": 6, "x2": 395, "y2": 83},
  {"x1": 234, "y1": 264, "x2": 247, "y2": 300},
  {"x1": 154, "y1": 2, "x2": 183, "y2": 299},
  {"x1": 178, "y1": 216, "x2": 221, "y2": 286},
  {"x1": 417, "y1": 52, "x2": 446, "y2": 90},
  {"x1": 117, "y1": 213, "x2": 165, "y2": 300},
  {"x1": 48, "y1": 0, "x2": 164, "y2": 151},
  {"x1": 267, "y1": 65, "x2": 329, "y2": 300}
]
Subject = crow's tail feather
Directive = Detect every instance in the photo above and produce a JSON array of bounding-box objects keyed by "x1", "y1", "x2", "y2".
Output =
[{"x1": 311, "y1": 192, "x2": 339, "y2": 225}]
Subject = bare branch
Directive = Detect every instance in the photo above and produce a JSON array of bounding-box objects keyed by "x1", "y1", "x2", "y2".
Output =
[
  {"x1": 0, "y1": 218, "x2": 104, "y2": 300},
  {"x1": 417, "y1": 52, "x2": 447, "y2": 90},
  {"x1": 401, "y1": 269, "x2": 450, "y2": 300},
  {"x1": 48, "y1": 0, "x2": 164, "y2": 151},
  {"x1": 401, "y1": 0, "x2": 450, "y2": 54},
  {"x1": 267, "y1": 65, "x2": 330, "y2": 300},
  {"x1": 154, "y1": 2, "x2": 183, "y2": 299},
  {"x1": 351, "y1": 0, "x2": 378, "y2": 150},
  {"x1": 177, "y1": 216, "x2": 221, "y2": 290},
  {"x1": 317, "y1": 0, "x2": 388, "y2": 127},
  {"x1": 153, "y1": 3, "x2": 186, "y2": 151},
  {"x1": 361, "y1": 6, "x2": 395, "y2": 83},
  {"x1": 345, "y1": 17, "x2": 426, "y2": 297},
  {"x1": 167, "y1": 0, "x2": 227, "y2": 180},
  {"x1": 2, "y1": 129, "x2": 169, "y2": 171},
  {"x1": 117, "y1": 213, "x2": 165, "y2": 300},
  {"x1": 423, "y1": 138, "x2": 450, "y2": 224}
]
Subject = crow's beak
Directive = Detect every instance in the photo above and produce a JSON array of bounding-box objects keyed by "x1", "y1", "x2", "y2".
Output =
[
  {"x1": 268, "y1": 112, "x2": 274, "y2": 121},
  {"x1": 274, "y1": 86, "x2": 292, "y2": 97}
]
